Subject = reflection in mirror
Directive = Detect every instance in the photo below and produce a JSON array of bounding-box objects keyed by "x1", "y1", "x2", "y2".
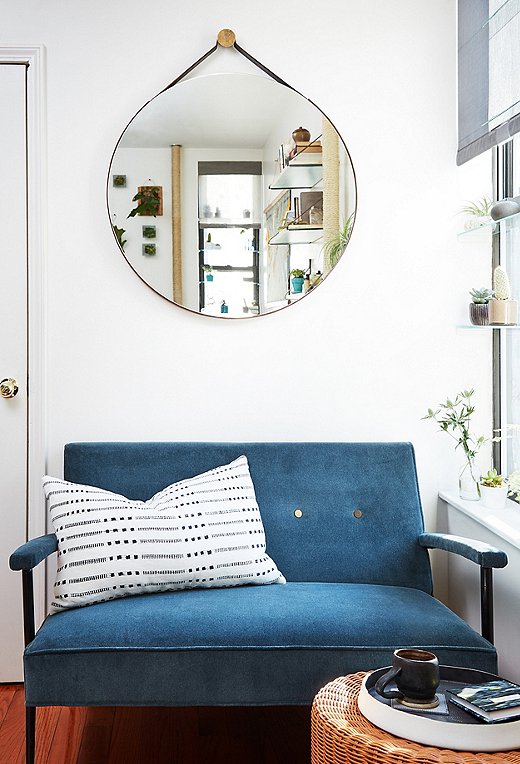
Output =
[{"x1": 108, "y1": 73, "x2": 356, "y2": 318}]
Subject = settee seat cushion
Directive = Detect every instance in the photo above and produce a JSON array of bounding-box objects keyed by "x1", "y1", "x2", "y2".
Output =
[{"x1": 25, "y1": 582, "x2": 496, "y2": 707}]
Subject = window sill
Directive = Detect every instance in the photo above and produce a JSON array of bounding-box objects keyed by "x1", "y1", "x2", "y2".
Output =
[{"x1": 439, "y1": 490, "x2": 520, "y2": 552}]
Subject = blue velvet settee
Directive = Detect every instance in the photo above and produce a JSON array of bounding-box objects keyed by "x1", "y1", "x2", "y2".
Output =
[{"x1": 10, "y1": 442, "x2": 508, "y2": 764}]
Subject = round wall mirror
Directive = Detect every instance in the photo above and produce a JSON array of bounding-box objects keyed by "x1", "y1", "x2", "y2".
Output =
[{"x1": 107, "y1": 72, "x2": 356, "y2": 318}]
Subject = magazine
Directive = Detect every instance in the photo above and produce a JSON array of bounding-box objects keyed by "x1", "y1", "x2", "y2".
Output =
[{"x1": 448, "y1": 680, "x2": 520, "y2": 723}]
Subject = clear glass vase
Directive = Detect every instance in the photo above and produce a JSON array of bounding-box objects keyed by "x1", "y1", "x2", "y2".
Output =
[{"x1": 459, "y1": 460, "x2": 480, "y2": 501}]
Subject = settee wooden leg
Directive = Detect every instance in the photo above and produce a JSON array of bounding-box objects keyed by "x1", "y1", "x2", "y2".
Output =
[{"x1": 26, "y1": 706, "x2": 35, "y2": 764}]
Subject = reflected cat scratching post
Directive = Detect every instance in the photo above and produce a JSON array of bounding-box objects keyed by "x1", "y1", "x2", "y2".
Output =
[
  {"x1": 171, "y1": 144, "x2": 182, "y2": 304},
  {"x1": 322, "y1": 117, "x2": 340, "y2": 273}
]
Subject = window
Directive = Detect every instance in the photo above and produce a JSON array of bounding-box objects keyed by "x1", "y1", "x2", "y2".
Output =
[
  {"x1": 198, "y1": 165, "x2": 261, "y2": 317},
  {"x1": 502, "y1": 133, "x2": 520, "y2": 478}
]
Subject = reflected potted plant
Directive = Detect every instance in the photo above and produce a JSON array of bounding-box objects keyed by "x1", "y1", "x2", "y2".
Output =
[
  {"x1": 469, "y1": 287, "x2": 493, "y2": 326},
  {"x1": 479, "y1": 469, "x2": 508, "y2": 509},
  {"x1": 322, "y1": 214, "x2": 355, "y2": 269},
  {"x1": 423, "y1": 389, "x2": 486, "y2": 500},
  {"x1": 290, "y1": 268, "x2": 306, "y2": 293},
  {"x1": 202, "y1": 265, "x2": 214, "y2": 282}
]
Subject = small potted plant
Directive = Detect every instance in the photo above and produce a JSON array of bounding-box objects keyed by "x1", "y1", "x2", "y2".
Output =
[
  {"x1": 479, "y1": 469, "x2": 508, "y2": 509},
  {"x1": 460, "y1": 196, "x2": 492, "y2": 231},
  {"x1": 489, "y1": 266, "x2": 518, "y2": 325},
  {"x1": 202, "y1": 264, "x2": 213, "y2": 282},
  {"x1": 469, "y1": 287, "x2": 493, "y2": 326},
  {"x1": 290, "y1": 268, "x2": 306, "y2": 293}
]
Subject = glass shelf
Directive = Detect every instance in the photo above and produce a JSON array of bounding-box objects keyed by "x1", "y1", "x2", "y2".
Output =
[
  {"x1": 269, "y1": 163, "x2": 322, "y2": 190},
  {"x1": 269, "y1": 224, "x2": 323, "y2": 246},
  {"x1": 457, "y1": 324, "x2": 520, "y2": 329},
  {"x1": 458, "y1": 210, "x2": 520, "y2": 238}
]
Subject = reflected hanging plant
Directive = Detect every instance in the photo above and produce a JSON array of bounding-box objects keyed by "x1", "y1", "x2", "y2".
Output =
[{"x1": 128, "y1": 186, "x2": 162, "y2": 218}]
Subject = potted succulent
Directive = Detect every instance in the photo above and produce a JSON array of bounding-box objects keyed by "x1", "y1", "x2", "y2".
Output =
[
  {"x1": 202, "y1": 264, "x2": 214, "y2": 282},
  {"x1": 460, "y1": 196, "x2": 492, "y2": 231},
  {"x1": 489, "y1": 266, "x2": 518, "y2": 325},
  {"x1": 479, "y1": 469, "x2": 508, "y2": 509},
  {"x1": 469, "y1": 287, "x2": 493, "y2": 326},
  {"x1": 290, "y1": 268, "x2": 306, "y2": 293}
]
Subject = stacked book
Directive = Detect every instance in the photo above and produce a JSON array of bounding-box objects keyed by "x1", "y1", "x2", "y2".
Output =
[
  {"x1": 448, "y1": 679, "x2": 520, "y2": 723},
  {"x1": 289, "y1": 141, "x2": 322, "y2": 165}
]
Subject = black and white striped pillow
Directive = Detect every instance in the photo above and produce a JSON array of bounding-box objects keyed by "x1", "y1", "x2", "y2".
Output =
[{"x1": 44, "y1": 455, "x2": 285, "y2": 613}]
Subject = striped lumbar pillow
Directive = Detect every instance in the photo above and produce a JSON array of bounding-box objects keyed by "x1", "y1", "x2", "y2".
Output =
[{"x1": 44, "y1": 455, "x2": 285, "y2": 613}]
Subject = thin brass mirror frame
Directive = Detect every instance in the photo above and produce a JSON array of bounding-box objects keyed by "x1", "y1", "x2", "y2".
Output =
[{"x1": 106, "y1": 30, "x2": 358, "y2": 319}]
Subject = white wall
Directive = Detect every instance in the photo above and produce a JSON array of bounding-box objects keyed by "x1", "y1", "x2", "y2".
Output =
[
  {"x1": 109, "y1": 147, "x2": 173, "y2": 300},
  {"x1": 3, "y1": 0, "x2": 493, "y2": 603}
]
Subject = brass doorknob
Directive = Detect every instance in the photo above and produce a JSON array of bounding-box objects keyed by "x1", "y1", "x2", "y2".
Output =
[{"x1": 0, "y1": 378, "x2": 18, "y2": 399}]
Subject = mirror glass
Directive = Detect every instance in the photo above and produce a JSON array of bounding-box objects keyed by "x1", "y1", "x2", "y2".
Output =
[{"x1": 108, "y1": 72, "x2": 356, "y2": 318}]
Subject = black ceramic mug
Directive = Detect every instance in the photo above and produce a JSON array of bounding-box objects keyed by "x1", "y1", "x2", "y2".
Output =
[{"x1": 375, "y1": 649, "x2": 440, "y2": 703}]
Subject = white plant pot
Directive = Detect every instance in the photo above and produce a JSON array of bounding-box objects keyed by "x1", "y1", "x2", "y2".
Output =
[
  {"x1": 479, "y1": 484, "x2": 508, "y2": 509},
  {"x1": 489, "y1": 299, "x2": 518, "y2": 325}
]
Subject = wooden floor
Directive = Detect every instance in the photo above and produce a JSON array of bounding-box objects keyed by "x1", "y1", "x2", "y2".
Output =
[{"x1": 0, "y1": 685, "x2": 311, "y2": 763}]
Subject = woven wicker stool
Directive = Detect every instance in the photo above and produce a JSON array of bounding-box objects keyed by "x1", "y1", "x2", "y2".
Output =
[{"x1": 311, "y1": 673, "x2": 520, "y2": 764}]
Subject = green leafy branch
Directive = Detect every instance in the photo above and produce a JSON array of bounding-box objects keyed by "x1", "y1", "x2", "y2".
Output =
[{"x1": 422, "y1": 389, "x2": 487, "y2": 481}]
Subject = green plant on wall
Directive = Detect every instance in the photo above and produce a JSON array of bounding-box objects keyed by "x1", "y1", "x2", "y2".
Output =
[
  {"x1": 128, "y1": 186, "x2": 162, "y2": 218},
  {"x1": 112, "y1": 225, "x2": 127, "y2": 249},
  {"x1": 322, "y1": 213, "x2": 355, "y2": 269}
]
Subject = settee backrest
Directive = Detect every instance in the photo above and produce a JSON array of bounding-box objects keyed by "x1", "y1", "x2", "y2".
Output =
[{"x1": 63, "y1": 442, "x2": 433, "y2": 594}]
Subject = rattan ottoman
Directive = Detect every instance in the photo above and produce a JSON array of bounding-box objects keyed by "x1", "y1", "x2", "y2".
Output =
[{"x1": 311, "y1": 673, "x2": 520, "y2": 764}]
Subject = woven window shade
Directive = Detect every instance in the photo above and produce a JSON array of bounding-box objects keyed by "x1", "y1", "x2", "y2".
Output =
[{"x1": 458, "y1": 0, "x2": 520, "y2": 165}]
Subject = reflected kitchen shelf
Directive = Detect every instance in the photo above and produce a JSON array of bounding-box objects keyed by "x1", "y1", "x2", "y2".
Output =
[
  {"x1": 269, "y1": 224, "x2": 323, "y2": 246},
  {"x1": 269, "y1": 163, "x2": 322, "y2": 190}
]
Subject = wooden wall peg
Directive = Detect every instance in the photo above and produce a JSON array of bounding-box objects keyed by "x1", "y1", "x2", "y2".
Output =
[{"x1": 217, "y1": 29, "x2": 236, "y2": 47}]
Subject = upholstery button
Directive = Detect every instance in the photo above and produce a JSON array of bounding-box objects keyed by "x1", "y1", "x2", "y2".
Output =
[
  {"x1": 353, "y1": 510, "x2": 363, "y2": 519},
  {"x1": 294, "y1": 508, "x2": 303, "y2": 518}
]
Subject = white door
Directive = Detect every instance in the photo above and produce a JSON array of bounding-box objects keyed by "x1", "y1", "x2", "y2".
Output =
[{"x1": 0, "y1": 63, "x2": 28, "y2": 681}]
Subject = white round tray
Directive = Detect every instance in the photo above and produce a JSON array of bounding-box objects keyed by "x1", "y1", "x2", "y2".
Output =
[{"x1": 358, "y1": 666, "x2": 520, "y2": 752}]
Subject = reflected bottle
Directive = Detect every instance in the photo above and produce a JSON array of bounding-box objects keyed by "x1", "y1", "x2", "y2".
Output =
[{"x1": 220, "y1": 300, "x2": 229, "y2": 314}]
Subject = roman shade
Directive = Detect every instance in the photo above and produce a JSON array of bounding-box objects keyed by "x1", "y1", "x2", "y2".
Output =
[{"x1": 458, "y1": 0, "x2": 520, "y2": 165}]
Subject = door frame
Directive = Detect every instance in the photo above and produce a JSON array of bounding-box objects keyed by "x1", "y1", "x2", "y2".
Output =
[{"x1": 1, "y1": 46, "x2": 46, "y2": 625}]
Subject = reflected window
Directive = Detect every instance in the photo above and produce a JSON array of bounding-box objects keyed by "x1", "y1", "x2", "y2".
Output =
[{"x1": 198, "y1": 163, "x2": 261, "y2": 317}]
